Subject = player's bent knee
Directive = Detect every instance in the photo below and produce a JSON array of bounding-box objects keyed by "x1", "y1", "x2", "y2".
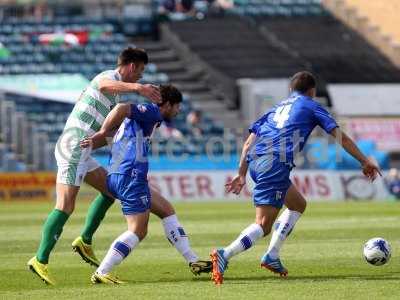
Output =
[
  {"x1": 150, "y1": 191, "x2": 176, "y2": 219},
  {"x1": 294, "y1": 198, "x2": 307, "y2": 213},
  {"x1": 261, "y1": 225, "x2": 272, "y2": 236},
  {"x1": 286, "y1": 197, "x2": 307, "y2": 213},
  {"x1": 162, "y1": 205, "x2": 175, "y2": 218},
  {"x1": 55, "y1": 184, "x2": 79, "y2": 214},
  {"x1": 55, "y1": 197, "x2": 76, "y2": 214},
  {"x1": 135, "y1": 228, "x2": 148, "y2": 241},
  {"x1": 255, "y1": 219, "x2": 272, "y2": 236},
  {"x1": 55, "y1": 194, "x2": 76, "y2": 214},
  {"x1": 55, "y1": 201, "x2": 75, "y2": 214}
]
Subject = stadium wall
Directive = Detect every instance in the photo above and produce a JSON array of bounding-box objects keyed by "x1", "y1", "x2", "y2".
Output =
[{"x1": 0, "y1": 170, "x2": 390, "y2": 202}]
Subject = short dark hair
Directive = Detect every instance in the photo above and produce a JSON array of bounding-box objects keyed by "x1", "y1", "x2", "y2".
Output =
[
  {"x1": 290, "y1": 71, "x2": 316, "y2": 94},
  {"x1": 118, "y1": 47, "x2": 148, "y2": 66},
  {"x1": 159, "y1": 84, "x2": 183, "y2": 106}
]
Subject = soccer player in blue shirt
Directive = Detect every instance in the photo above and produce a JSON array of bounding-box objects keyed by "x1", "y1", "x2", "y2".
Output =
[
  {"x1": 81, "y1": 85, "x2": 184, "y2": 283},
  {"x1": 211, "y1": 71, "x2": 381, "y2": 284}
]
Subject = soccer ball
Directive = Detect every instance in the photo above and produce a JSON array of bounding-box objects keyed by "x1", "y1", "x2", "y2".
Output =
[{"x1": 363, "y1": 237, "x2": 391, "y2": 266}]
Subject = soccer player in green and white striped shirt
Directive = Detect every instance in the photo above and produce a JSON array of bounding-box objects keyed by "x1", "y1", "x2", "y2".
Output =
[{"x1": 28, "y1": 47, "x2": 161, "y2": 285}]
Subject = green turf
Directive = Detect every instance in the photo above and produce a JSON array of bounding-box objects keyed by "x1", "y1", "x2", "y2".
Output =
[{"x1": 0, "y1": 201, "x2": 399, "y2": 300}]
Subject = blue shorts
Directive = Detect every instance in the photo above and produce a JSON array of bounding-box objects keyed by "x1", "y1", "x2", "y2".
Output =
[
  {"x1": 107, "y1": 174, "x2": 151, "y2": 215},
  {"x1": 249, "y1": 156, "x2": 292, "y2": 209}
]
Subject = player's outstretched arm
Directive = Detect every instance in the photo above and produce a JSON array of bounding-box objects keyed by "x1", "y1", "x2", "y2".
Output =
[
  {"x1": 330, "y1": 128, "x2": 382, "y2": 181},
  {"x1": 99, "y1": 79, "x2": 161, "y2": 103},
  {"x1": 226, "y1": 133, "x2": 257, "y2": 194},
  {"x1": 80, "y1": 103, "x2": 131, "y2": 150}
]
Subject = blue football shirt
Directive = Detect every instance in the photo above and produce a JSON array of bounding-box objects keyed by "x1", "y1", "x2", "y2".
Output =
[
  {"x1": 248, "y1": 91, "x2": 338, "y2": 165},
  {"x1": 108, "y1": 103, "x2": 162, "y2": 181}
]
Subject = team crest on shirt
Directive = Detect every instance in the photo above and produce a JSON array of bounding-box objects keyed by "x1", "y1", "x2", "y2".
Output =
[{"x1": 137, "y1": 104, "x2": 147, "y2": 113}]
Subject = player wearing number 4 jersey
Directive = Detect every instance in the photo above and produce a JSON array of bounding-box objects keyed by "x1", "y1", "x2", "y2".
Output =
[{"x1": 211, "y1": 71, "x2": 382, "y2": 284}]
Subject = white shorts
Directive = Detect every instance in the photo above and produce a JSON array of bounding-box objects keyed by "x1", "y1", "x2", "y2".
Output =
[{"x1": 55, "y1": 134, "x2": 101, "y2": 186}]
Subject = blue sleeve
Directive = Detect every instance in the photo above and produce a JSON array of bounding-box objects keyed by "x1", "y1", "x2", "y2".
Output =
[
  {"x1": 249, "y1": 114, "x2": 267, "y2": 134},
  {"x1": 129, "y1": 103, "x2": 159, "y2": 122},
  {"x1": 313, "y1": 103, "x2": 338, "y2": 133}
]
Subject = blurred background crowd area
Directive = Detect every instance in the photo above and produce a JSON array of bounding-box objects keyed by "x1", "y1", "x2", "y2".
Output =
[{"x1": 0, "y1": 0, "x2": 400, "y2": 196}]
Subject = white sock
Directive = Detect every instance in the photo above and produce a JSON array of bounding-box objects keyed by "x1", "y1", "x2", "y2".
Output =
[
  {"x1": 223, "y1": 223, "x2": 264, "y2": 260},
  {"x1": 97, "y1": 231, "x2": 139, "y2": 275},
  {"x1": 266, "y1": 209, "x2": 302, "y2": 259},
  {"x1": 162, "y1": 214, "x2": 199, "y2": 263}
]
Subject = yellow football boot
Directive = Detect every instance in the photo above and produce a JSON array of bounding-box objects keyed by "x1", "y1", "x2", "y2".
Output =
[
  {"x1": 27, "y1": 256, "x2": 55, "y2": 285},
  {"x1": 91, "y1": 272, "x2": 125, "y2": 284},
  {"x1": 72, "y1": 236, "x2": 100, "y2": 267}
]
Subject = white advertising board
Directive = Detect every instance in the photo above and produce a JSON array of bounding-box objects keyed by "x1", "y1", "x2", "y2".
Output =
[
  {"x1": 327, "y1": 84, "x2": 400, "y2": 116},
  {"x1": 148, "y1": 170, "x2": 390, "y2": 201}
]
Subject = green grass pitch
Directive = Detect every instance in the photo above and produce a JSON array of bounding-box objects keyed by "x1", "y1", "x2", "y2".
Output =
[{"x1": 0, "y1": 200, "x2": 399, "y2": 300}]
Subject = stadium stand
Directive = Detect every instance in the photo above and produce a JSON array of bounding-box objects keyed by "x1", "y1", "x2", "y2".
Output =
[
  {"x1": 0, "y1": 18, "x2": 165, "y2": 81},
  {"x1": 228, "y1": 0, "x2": 326, "y2": 17},
  {"x1": 259, "y1": 15, "x2": 400, "y2": 83},
  {"x1": 168, "y1": 16, "x2": 305, "y2": 79},
  {"x1": 338, "y1": 0, "x2": 400, "y2": 45},
  {"x1": 323, "y1": 0, "x2": 400, "y2": 67},
  {"x1": 166, "y1": 16, "x2": 309, "y2": 107},
  {"x1": 167, "y1": 10, "x2": 400, "y2": 91}
]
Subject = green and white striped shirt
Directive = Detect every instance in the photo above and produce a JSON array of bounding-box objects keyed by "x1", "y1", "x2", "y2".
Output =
[{"x1": 63, "y1": 69, "x2": 122, "y2": 138}]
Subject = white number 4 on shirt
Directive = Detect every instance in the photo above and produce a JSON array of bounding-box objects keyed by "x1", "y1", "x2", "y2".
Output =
[{"x1": 273, "y1": 104, "x2": 292, "y2": 128}]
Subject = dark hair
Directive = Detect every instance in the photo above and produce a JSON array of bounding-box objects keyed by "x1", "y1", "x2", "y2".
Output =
[
  {"x1": 118, "y1": 47, "x2": 148, "y2": 66},
  {"x1": 290, "y1": 71, "x2": 316, "y2": 94},
  {"x1": 159, "y1": 84, "x2": 182, "y2": 105}
]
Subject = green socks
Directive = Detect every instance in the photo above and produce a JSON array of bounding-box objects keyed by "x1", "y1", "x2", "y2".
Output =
[
  {"x1": 35, "y1": 193, "x2": 114, "y2": 264},
  {"x1": 81, "y1": 193, "x2": 114, "y2": 244},
  {"x1": 36, "y1": 209, "x2": 70, "y2": 264}
]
